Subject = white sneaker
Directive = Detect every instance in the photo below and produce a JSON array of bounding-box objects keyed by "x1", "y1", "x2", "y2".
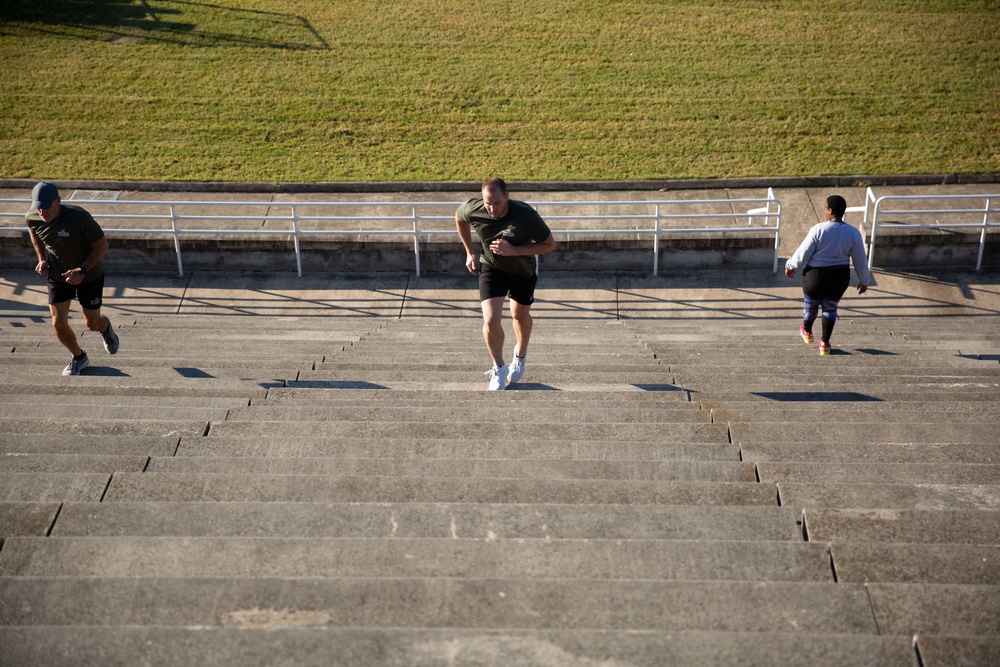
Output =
[
  {"x1": 507, "y1": 356, "x2": 525, "y2": 385},
  {"x1": 485, "y1": 364, "x2": 508, "y2": 390}
]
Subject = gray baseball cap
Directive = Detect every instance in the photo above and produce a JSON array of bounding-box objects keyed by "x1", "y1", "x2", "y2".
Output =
[{"x1": 31, "y1": 182, "x2": 60, "y2": 210}]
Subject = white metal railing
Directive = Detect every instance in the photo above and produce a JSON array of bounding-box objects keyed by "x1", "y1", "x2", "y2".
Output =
[
  {"x1": 845, "y1": 186, "x2": 878, "y2": 224},
  {"x1": 745, "y1": 187, "x2": 782, "y2": 272},
  {"x1": 851, "y1": 188, "x2": 999, "y2": 270},
  {"x1": 1, "y1": 195, "x2": 782, "y2": 276}
]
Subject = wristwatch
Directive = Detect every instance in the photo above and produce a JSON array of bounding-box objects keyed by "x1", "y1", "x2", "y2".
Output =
[{"x1": 79, "y1": 266, "x2": 88, "y2": 275}]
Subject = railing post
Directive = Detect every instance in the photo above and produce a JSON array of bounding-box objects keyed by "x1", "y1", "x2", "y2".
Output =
[
  {"x1": 653, "y1": 204, "x2": 660, "y2": 276},
  {"x1": 977, "y1": 197, "x2": 992, "y2": 272},
  {"x1": 772, "y1": 194, "x2": 781, "y2": 273},
  {"x1": 862, "y1": 187, "x2": 875, "y2": 230},
  {"x1": 291, "y1": 205, "x2": 303, "y2": 277},
  {"x1": 860, "y1": 187, "x2": 878, "y2": 262},
  {"x1": 533, "y1": 205, "x2": 541, "y2": 276},
  {"x1": 169, "y1": 204, "x2": 184, "y2": 277},
  {"x1": 412, "y1": 206, "x2": 422, "y2": 277},
  {"x1": 868, "y1": 199, "x2": 881, "y2": 267}
]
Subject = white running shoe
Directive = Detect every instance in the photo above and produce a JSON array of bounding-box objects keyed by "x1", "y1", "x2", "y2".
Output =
[
  {"x1": 507, "y1": 356, "x2": 525, "y2": 385},
  {"x1": 485, "y1": 364, "x2": 508, "y2": 390}
]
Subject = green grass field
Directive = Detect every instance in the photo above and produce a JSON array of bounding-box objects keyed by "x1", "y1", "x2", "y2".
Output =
[{"x1": 1, "y1": 0, "x2": 997, "y2": 182}]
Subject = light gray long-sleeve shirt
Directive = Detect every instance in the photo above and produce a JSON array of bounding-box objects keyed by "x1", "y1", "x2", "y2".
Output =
[{"x1": 785, "y1": 220, "x2": 872, "y2": 285}]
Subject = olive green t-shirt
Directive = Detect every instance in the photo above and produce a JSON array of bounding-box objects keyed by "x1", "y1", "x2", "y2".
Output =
[
  {"x1": 25, "y1": 204, "x2": 106, "y2": 283},
  {"x1": 456, "y1": 198, "x2": 551, "y2": 278}
]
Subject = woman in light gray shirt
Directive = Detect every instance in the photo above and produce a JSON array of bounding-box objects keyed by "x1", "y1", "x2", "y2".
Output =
[{"x1": 784, "y1": 195, "x2": 871, "y2": 355}]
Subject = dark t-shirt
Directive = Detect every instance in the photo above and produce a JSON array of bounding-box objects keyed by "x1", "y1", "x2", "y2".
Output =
[
  {"x1": 456, "y1": 198, "x2": 551, "y2": 278},
  {"x1": 25, "y1": 204, "x2": 106, "y2": 283}
]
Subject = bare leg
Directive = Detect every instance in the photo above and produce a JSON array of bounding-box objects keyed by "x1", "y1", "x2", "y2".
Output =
[
  {"x1": 481, "y1": 296, "x2": 506, "y2": 367},
  {"x1": 50, "y1": 301, "x2": 83, "y2": 356},
  {"x1": 510, "y1": 299, "x2": 533, "y2": 357},
  {"x1": 82, "y1": 307, "x2": 108, "y2": 334}
]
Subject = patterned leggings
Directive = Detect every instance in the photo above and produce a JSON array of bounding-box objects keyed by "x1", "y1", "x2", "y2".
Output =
[{"x1": 802, "y1": 295, "x2": 841, "y2": 325}]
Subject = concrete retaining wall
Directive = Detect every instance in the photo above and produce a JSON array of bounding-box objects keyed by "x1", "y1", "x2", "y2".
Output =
[
  {"x1": 2, "y1": 227, "x2": 995, "y2": 274},
  {"x1": 0, "y1": 232, "x2": 778, "y2": 274},
  {"x1": 862, "y1": 225, "x2": 1000, "y2": 268}
]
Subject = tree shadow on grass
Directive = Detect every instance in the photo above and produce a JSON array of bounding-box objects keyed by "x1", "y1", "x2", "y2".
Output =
[{"x1": 1, "y1": 0, "x2": 329, "y2": 50}]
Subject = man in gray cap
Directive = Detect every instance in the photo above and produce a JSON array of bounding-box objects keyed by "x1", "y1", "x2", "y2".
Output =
[{"x1": 25, "y1": 181, "x2": 120, "y2": 376}]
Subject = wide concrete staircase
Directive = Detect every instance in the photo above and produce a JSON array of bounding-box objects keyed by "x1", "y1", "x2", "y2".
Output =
[{"x1": 1, "y1": 272, "x2": 998, "y2": 666}]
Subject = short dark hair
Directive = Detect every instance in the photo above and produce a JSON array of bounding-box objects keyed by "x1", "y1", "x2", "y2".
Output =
[
  {"x1": 826, "y1": 195, "x2": 847, "y2": 219},
  {"x1": 481, "y1": 177, "x2": 507, "y2": 194}
]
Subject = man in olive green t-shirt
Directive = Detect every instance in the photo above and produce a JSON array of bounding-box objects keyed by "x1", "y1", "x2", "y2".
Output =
[
  {"x1": 456, "y1": 178, "x2": 554, "y2": 390},
  {"x1": 25, "y1": 181, "x2": 120, "y2": 376}
]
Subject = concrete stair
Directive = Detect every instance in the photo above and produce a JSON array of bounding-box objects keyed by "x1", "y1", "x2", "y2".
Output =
[{"x1": 1, "y1": 273, "x2": 999, "y2": 666}]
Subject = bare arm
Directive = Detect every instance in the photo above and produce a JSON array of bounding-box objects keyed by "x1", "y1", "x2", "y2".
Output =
[
  {"x1": 28, "y1": 227, "x2": 49, "y2": 276},
  {"x1": 455, "y1": 215, "x2": 479, "y2": 275},
  {"x1": 28, "y1": 228, "x2": 49, "y2": 275}
]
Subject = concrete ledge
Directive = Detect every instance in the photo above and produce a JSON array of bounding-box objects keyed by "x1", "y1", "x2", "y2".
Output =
[
  {"x1": 868, "y1": 584, "x2": 1000, "y2": 636},
  {"x1": 0, "y1": 502, "x2": 61, "y2": 537},
  {"x1": 0, "y1": 627, "x2": 919, "y2": 667},
  {"x1": 0, "y1": 230, "x2": 777, "y2": 273},
  {"x1": 0, "y1": 536, "x2": 831, "y2": 581},
  {"x1": 0, "y1": 577, "x2": 877, "y2": 632},
  {"x1": 51, "y1": 502, "x2": 800, "y2": 540},
  {"x1": 863, "y1": 224, "x2": 1000, "y2": 267},
  {"x1": 5, "y1": 221, "x2": 994, "y2": 272}
]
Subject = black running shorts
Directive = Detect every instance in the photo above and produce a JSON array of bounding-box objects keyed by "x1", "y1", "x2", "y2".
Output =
[
  {"x1": 802, "y1": 265, "x2": 850, "y2": 301},
  {"x1": 479, "y1": 264, "x2": 538, "y2": 306},
  {"x1": 48, "y1": 275, "x2": 105, "y2": 310}
]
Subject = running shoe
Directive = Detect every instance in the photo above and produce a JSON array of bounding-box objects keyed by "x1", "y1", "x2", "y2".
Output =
[
  {"x1": 62, "y1": 353, "x2": 90, "y2": 376},
  {"x1": 485, "y1": 364, "x2": 508, "y2": 390},
  {"x1": 507, "y1": 356, "x2": 525, "y2": 385},
  {"x1": 101, "y1": 317, "x2": 120, "y2": 355},
  {"x1": 818, "y1": 341, "x2": 831, "y2": 355},
  {"x1": 799, "y1": 325, "x2": 814, "y2": 345}
]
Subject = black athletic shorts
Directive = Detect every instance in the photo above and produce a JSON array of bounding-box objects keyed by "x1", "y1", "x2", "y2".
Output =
[
  {"x1": 48, "y1": 275, "x2": 105, "y2": 310},
  {"x1": 479, "y1": 264, "x2": 538, "y2": 306},
  {"x1": 802, "y1": 265, "x2": 850, "y2": 301}
]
